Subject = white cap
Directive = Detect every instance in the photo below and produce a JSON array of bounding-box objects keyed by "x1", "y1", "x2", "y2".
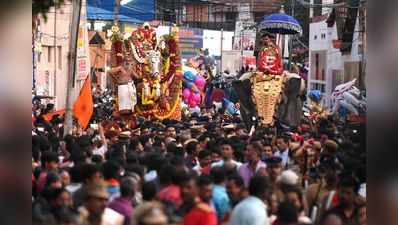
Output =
[{"x1": 279, "y1": 170, "x2": 299, "y2": 186}]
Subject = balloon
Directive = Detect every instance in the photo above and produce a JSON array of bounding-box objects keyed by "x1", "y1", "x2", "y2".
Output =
[
  {"x1": 188, "y1": 96, "x2": 197, "y2": 108},
  {"x1": 194, "y1": 76, "x2": 206, "y2": 90},
  {"x1": 183, "y1": 88, "x2": 191, "y2": 104},
  {"x1": 192, "y1": 92, "x2": 201, "y2": 105},
  {"x1": 183, "y1": 71, "x2": 197, "y2": 82}
]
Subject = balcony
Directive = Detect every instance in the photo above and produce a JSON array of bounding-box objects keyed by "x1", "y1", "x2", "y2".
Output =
[{"x1": 183, "y1": 21, "x2": 235, "y2": 31}]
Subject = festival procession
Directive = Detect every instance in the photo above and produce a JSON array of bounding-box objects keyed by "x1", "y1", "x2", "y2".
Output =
[{"x1": 32, "y1": 0, "x2": 366, "y2": 225}]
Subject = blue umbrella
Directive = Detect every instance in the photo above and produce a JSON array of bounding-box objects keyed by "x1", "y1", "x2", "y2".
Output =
[{"x1": 258, "y1": 13, "x2": 303, "y2": 35}]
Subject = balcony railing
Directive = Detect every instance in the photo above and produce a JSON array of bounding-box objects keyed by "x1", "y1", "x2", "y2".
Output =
[{"x1": 183, "y1": 21, "x2": 235, "y2": 31}]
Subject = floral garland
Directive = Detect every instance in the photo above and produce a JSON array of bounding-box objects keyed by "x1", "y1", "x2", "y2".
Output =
[
  {"x1": 130, "y1": 42, "x2": 146, "y2": 64},
  {"x1": 134, "y1": 31, "x2": 182, "y2": 120}
]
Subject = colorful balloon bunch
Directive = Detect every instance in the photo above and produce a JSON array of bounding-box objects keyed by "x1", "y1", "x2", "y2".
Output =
[{"x1": 182, "y1": 67, "x2": 206, "y2": 108}]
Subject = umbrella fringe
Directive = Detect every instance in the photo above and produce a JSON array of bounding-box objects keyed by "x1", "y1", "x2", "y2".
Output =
[{"x1": 259, "y1": 22, "x2": 303, "y2": 35}]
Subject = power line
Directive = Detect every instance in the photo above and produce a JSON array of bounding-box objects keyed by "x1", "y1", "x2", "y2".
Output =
[{"x1": 296, "y1": 0, "x2": 364, "y2": 9}]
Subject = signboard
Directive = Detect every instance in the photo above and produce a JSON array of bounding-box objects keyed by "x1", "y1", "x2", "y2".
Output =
[
  {"x1": 238, "y1": 3, "x2": 252, "y2": 21},
  {"x1": 233, "y1": 21, "x2": 256, "y2": 55},
  {"x1": 76, "y1": 1, "x2": 91, "y2": 80},
  {"x1": 179, "y1": 28, "x2": 203, "y2": 59},
  {"x1": 45, "y1": 70, "x2": 50, "y2": 96}
]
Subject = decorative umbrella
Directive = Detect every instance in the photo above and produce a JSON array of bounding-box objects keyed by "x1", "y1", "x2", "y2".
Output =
[{"x1": 258, "y1": 13, "x2": 303, "y2": 36}]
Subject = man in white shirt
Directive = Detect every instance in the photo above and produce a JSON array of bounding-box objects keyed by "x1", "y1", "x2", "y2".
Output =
[
  {"x1": 229, "y1": 175, "x2": 270, "y2": 225},
  {"x1": 211, "y1": 139, "x2": 242, "y2": 170},
  {"x1": 92, "y1": 124, "x2": 108, "y2": 159},
  {"x1": 275, "y1": 135, "x2": 291, "y2": 168}
]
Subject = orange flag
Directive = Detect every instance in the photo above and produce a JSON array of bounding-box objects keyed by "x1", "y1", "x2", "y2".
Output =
[
  {"x1": 42, "y1": 109, "x2": 66, "y2": 122},
  {"x1": 73, "y1": 76, "x2": 93, "y2": 129}
]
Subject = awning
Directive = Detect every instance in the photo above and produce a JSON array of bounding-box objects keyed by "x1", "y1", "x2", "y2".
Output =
[{"x1": 87, "y1": 0, "x2": 155, "y2": 23}]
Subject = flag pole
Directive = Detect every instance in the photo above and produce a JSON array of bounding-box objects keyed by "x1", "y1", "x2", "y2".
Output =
[{"x1": 64, "y1": 0, "x2": 83, "y2": 136}]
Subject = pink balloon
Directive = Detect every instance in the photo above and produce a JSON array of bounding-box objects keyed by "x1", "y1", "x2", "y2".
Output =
[
  {"x1": 192, "y1": 92, "x2": 201, "y2": 105},
  {"x1": 183, "y1": 88, "x2": 192, "y2": 104},
  {"x1": 188, "y1": 96, "x2": 196, "y2": 108},
  {"x1": 194, "y1": 76, "x2": 206, "y2": 90}
]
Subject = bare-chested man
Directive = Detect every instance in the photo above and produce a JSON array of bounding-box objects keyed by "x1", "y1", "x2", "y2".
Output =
[{"x1": 107, "y1": 56, "x2": 137, "y2": 114}]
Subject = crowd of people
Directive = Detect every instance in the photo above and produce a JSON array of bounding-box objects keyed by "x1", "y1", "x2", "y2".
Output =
[{"x1": 32, "y1": 98, "x2": 366, "y2": 225}]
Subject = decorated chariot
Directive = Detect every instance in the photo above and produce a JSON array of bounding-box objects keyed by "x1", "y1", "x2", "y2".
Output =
[{"x1": 108, "y1": 23, "x2": 182, "y2": 121}]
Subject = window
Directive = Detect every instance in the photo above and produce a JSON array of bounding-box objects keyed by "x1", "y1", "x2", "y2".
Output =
[
  {"x1": 225, "y1": 12, "x2": 237, "y2": 22},
  {"x1": 321, "y1": 33, "x2": 326, "y2": 39},
  {"x1": 38, "y1": 52, "x2": 41, "y2": 63},
  {"x1": 47, "y1": 46, "x2": 52, "y2": 63},
  {"x1": 311, "y1": 83, "x2": 317, "y2": 90},
  {"x1": 57, "y1": 46, "x2": 62, "y2": 70},
  {"x1": 314, "y1": 35, "x2": 318, "y2": 40}
]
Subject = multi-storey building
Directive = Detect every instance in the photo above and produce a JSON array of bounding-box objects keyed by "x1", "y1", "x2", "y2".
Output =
[{"x1": 308, "y1": 0, "x2": 365, "y2": 107}]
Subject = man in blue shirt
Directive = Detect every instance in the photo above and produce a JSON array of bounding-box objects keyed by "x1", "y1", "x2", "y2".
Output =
[{"x1": 211, "y1": 167, "x2": 231, "y2": 223}]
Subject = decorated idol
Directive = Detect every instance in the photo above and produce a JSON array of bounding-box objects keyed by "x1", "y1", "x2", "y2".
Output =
[{"x1": 109, "y1": 23, "x2": 182, "y2": 120}]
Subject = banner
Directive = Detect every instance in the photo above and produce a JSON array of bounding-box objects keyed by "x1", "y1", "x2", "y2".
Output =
[
  {"x1": 233, "y1": 21, "x2": 256, "y2": 55},
  {"x1": 179, "y1": 28, "x2": 203, "y2": 59},
  {"x1": 76, "y1": 0, "x2": 91, "y2": 80}
]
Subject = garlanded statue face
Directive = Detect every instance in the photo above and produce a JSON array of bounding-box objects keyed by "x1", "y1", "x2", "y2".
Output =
[{"x1": 145, "y1": 50, "x2": 161, "y2": 77}]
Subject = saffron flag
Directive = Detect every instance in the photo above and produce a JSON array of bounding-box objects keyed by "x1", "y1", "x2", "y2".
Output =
[
  {"x1": 73, "y1": 76, "x2": 93, "y2": 129},
  {"x1": 42, "y1": 109, "x2": 66, "y2": 122}
]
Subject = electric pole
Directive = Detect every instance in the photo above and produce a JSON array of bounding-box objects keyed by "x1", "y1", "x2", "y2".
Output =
[
  {"x1": 359, "y1": 0, "x2": 366, "y2": 90},
  {"x1": 64, "y1": 0, "x2": 83, "y2": 136},
  {"x1": 54, "y1": 1, "x2": 57, "y2": 101},
  {"x1": 289, "y1": 0, "x2": 296, "y2": 71}
]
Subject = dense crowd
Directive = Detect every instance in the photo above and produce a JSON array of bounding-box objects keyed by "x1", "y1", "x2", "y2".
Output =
[{"x1": 32, "y1": 99, "x2": 366, "y2": 225}]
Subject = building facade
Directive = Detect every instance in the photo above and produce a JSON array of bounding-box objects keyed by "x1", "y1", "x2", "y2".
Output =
[
  {"x1": 34, "y1": 0, "x2": 91, "y2": 109},
  {"x1": 34, "y1": 3, "x2": 73, "y2": 109},
  {"x1": 308, "y1": 0, "x2": 364, "y2": 107}
]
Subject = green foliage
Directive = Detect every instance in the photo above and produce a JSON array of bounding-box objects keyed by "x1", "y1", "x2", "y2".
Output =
[{"x1": 32, "y1": 0, "x2": 66, "y2": 21}]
